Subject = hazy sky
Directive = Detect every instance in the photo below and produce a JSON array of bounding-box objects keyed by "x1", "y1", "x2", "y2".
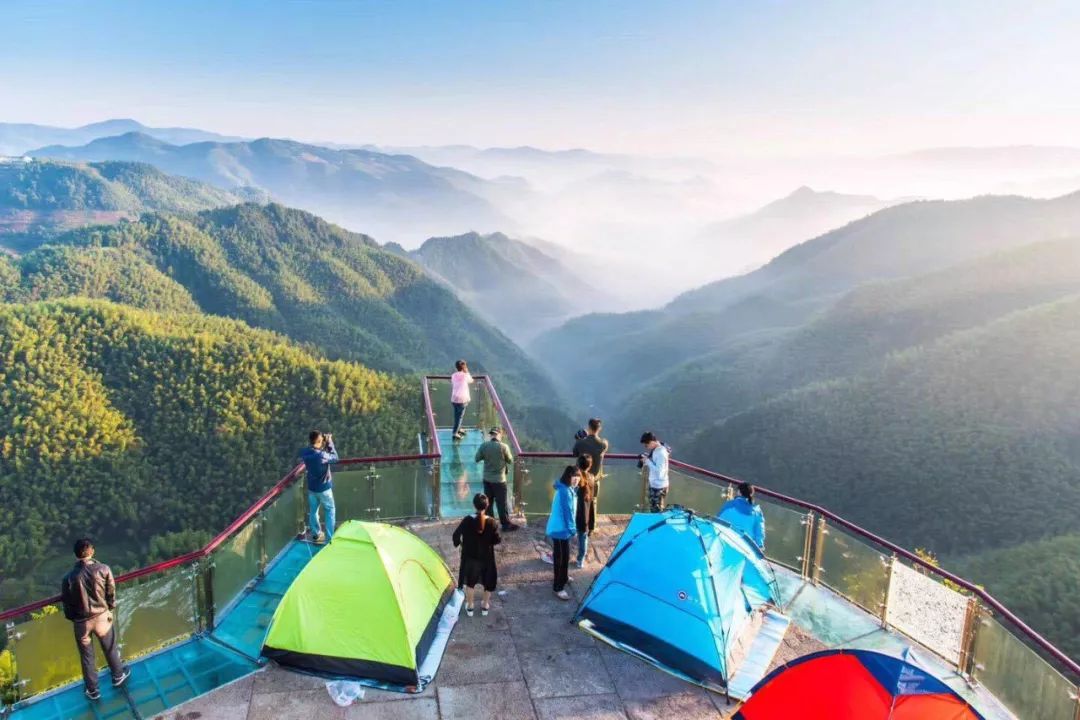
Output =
[{"x1": 4, "y1": 0, "x2": 1080, "y2": 157}]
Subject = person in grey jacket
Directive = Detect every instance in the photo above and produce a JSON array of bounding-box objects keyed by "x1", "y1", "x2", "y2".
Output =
[{"x1": 60, "y1": 538, "x2": 129, "y2": 700}]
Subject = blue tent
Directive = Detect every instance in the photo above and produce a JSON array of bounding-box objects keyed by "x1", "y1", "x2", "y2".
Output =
[{"x1": 573, "y1": 507, "x2": 780, "y2": 691}]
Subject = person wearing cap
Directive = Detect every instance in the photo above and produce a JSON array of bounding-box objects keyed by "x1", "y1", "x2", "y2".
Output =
[{"x1": 474, "y1": 427, "x2": 519, "y2": 530}]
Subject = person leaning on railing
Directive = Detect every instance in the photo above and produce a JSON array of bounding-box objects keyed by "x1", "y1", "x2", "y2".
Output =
[{"x1": 60, "y1": 538, "x2": 130, "y2": 701}]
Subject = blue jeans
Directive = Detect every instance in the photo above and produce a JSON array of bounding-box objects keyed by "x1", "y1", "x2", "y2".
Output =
[
  {"x1": 308, "y1": 489, "x2": 336, "y2": 538},
  {"x1": 452, "y1": 402, "x2": 467, "y2": 435},
  {"x1": 576, "y1": 532, "x2": 589, "y2": 563}
]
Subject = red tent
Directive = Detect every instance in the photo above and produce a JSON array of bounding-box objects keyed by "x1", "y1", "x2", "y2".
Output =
[{"x1": 735, "y1": 650, "x2": 985, "y2": 720}]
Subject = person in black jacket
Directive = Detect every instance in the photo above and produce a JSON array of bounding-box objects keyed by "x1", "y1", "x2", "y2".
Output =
[
  {"x1": 452, "y1": 493, "x2": 502, "y2": 617},
  {"x1": 60, "y1": 538, "x2": 129, "y2": 700}
]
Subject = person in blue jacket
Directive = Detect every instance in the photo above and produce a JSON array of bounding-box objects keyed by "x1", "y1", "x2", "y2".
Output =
[
  {"x1": 546, "y1": 465, "x2": 580, "y2": 600},
  {"x1": 716, "y1": 481, "x2": 766, "y2": 550}
]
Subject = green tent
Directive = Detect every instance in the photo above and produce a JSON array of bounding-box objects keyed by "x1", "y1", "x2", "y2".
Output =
[{"x1": 262, "y1": 520, "x2": 455, "y2": 688}]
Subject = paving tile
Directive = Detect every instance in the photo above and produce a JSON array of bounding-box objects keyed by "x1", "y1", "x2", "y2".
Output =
[
  {"x1": 252, "y1": 663, "x2": 327, "y2": 695},
  {"x1": 534, "y1": 693, "x2": 629, "y2": 720},
  {"x1": 438, "y1": 680, "x2": 538, "y2": 720},
  {"x1": 154, "y1": 674, "x2": 255, "y2": 719},
  {"x1": 248, "y1": 688, "x2": 346, "y2": 719},
  {"x1": 623, "y1": 691, "x2": 723, "y2": 720},
  {"x1": 344, "y1": 697, "x2": 440, "y2": 720},
  {"x1": 504, "y1": 582, "x2": 594, "y2": 654},
  {"x1": 438, "y1": 629, "x2": 524, "y2": 686},
  {"x1": 519, "y1": 647, "x2": 615, "y2": 699},
  {"x1": 598, "y1": 644, "x2": 698, "y2": 700},
  {"x1": 360, "y1": 682, "x2": 437, "y2": 703}
]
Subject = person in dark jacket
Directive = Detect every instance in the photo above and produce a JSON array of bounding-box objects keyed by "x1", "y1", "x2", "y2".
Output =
[
  {"x1": 300, "y1": 430, "x2": 339, "y2": 542},
  {"x1": 574, "y1": 454, "x2": 597, "y2": 568},
  {"x1": 60, "y1": 538, "x2": 129, "y2": 700},
  {"x1": 452, "y1": 493, "x2": 502, "y2": 617},
  {"x1": 545, "y1": 465, "x2": 580, "y2": 600}
]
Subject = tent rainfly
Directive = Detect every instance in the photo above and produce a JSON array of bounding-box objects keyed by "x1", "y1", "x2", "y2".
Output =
[
  {"x1": 734, "y1": 649, "x2": 987, "y2": 720},
  {"x1": 573, "y1": 507, "x2": 781, "y2": 692},
  {"x1": 262, "y1": 520, "x2": 455, "y2": 691}
]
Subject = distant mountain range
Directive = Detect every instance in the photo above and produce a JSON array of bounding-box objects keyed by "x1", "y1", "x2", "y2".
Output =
[
  {"x1": 0, "y1": 118, "x2": 243, "y2": 156},
  {"x1": 29, "y1": 132, "x2": 517, "y2": 245},
  {"x1": 398, "y1": 231, "x2": 613, "y2": 344},
  {"x1": 690, "y1": 186, "x2": 900, "y2": 274},
  {"x1": 0, "y1": 158, "x2": 257, "y2": 252}
]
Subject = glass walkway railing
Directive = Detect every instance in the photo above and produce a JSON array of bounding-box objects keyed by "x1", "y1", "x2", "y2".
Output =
[{"x1": 1, "y1": 374, "x2": 1077, "y2": 720}]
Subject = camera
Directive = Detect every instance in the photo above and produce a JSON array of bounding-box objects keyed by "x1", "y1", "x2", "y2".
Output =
[{"x1": 637, "y1": 453, "x2": 646, "y2": 469}]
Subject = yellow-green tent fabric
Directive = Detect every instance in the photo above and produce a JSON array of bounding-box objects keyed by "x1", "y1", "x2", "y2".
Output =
[{"x1": 262, "y1": 520, "x2": 454, "y2": 687}]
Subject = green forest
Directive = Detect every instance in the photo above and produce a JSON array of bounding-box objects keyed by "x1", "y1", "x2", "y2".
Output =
[{"x1": 0, "y1": 300, "x2": 420, "y2": 606}]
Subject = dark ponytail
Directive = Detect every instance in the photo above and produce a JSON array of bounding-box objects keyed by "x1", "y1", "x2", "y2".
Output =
[
  {"x1": 473, "y1": 493, "x2": 489, "y2": 533},
  {"x1": 738, "y1": 481, "x2": 755, "y2": 505}
]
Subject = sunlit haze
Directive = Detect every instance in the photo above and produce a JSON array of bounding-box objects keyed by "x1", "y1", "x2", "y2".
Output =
[{"x1": 5, "y1": 0, "x2": 1080, "y2": 158}]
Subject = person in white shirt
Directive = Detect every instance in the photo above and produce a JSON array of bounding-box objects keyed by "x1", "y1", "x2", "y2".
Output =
[
  {"x1": 450, "y1": 360, "x2": 474, "y2": 440},
  {"x1": 639, "y1": 431, "x2": 670, "y2": 512}
]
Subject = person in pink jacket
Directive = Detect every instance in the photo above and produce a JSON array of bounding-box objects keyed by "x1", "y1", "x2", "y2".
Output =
[{"x1": 450, "y1": 359, "x2": 474, "y2": 439}]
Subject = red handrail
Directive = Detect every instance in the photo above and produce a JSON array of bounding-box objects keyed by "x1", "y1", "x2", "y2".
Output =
[
  {"x1": 520, "y1": 450, "x2": 1080, "y2": 678},
  {"x1": 480, "y1": 375, "x2": 522, "y2": 455},
  {"x1": 0, "y1": 452, "x2": 437, "y2": 623}
]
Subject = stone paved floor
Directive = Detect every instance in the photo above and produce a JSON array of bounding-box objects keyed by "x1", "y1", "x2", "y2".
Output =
[{"x1": 156, "y1": 515, "x2": 813, "y2": 720}]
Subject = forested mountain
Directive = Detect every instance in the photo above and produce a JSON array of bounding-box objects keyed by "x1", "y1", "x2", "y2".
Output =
[
  {"x1": 670, "y1": 192, "x2": 1080, "y2": 314},
  {"x1": 0, "y1": 299, "x2": 418, "y2": 606},
  {"x1": 681, "y1": 296, "x2": 1080, "y2": 555},
  {"x1": 952, "y1": 534, "x2": 1080, "y2": 660},
  {"x1": 0, "y1": 159, "x2": 254, "y2": 252},
  {"x1": 406, "y1": 231, "x2": 610, "y2": 344},
  {"x1": 0, "y1": 118, "x2": 244, "y2": 156},
  {"x1": 30, "y1": 132, "x2": 515, "y2": 244},
  {"x1": 614, "y1": 238, "x2": 1080, "y2": 444},
  {"x1": 535, "y1": 192, "x2": 1080, "y2": 406},
  {"x1": 691, "y1": 186, "x2": 897, "y2": 274}
]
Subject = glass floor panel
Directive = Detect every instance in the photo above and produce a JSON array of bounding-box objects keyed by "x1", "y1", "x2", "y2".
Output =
[
  {"x1": 9, "y1": 540, "x2": 318, "y2": 719},
  {"x1": 439, "y1": 428, "x2": 497, "y2": 517}
]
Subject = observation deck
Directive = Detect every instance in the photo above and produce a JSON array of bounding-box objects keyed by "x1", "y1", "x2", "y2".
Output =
[{"x1": 0, "y1": 376, "x2": 1076, "y2": 720}]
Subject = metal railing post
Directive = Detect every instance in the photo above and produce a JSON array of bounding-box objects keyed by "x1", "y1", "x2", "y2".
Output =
[
  {"x1": 203, "y1": 561, "x2": 217, "y2": 632},
  {"x1": 513, "y1": 457, "x2": 526, "y2": 515},
  {"x1": 881, "y1": 554, "x2": 897, "y2": 626},
  {"x1": 811, "y1": 516, "x2": 828, "y2": 585},
  {"x1": 800, "y1": 511, "x2": 815, "y2": 580},
  {"x1": 366, "y1": 466, "x2": 381, "y2": 519},
  {"x1": 256, "y1": 511, "x2": 268, "y2": 577},
  {"x1": 431, "y1": 459, "x2": 442, "y2": 519},
  {"x1": 957, "y1": 595, "x2": 981, "y2": 677}
]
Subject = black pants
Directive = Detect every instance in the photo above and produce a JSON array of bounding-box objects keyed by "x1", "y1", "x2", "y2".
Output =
[
  {"x1": 74, "y1": 613, "x2": 125, "y2": 694},
  {"x1": 552, "y1": 538, "x2": 571, "y2": 592},
  {"x1": 483, "y1": 480, "x2": 511, "y2": 527}
]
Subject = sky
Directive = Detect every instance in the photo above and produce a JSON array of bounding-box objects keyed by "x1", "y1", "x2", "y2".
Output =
[{"x1": 4, "y1": 0, "x2": 1080, "y2": 157}]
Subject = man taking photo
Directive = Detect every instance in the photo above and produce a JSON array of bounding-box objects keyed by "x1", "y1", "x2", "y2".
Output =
[{"x1": 300, "y1": 430, "x2": 339, "y2": 543}]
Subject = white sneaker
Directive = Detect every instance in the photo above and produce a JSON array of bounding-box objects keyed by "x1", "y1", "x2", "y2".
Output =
[{"x1": 555, "y1": 590, "x2": 571, "y2": 601}]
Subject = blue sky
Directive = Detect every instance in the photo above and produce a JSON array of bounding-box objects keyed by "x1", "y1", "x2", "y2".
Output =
[{"x1": 4, "y1": 0, "x2": 1080, "y2": 155}]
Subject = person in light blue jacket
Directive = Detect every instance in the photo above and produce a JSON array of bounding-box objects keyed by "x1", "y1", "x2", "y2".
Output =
[
  {"x1": 546, "y1": 465, "x2": 580, "y2": 600},
  {"x1": 716, "y1": 482, "x2": 766, "y2": 550}
]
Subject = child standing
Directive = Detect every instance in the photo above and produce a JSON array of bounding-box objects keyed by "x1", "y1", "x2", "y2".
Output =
[
  {"x1": 452, "y1": 493, "x2": 501, "y2": 616},
  {"x1": 574, "y1": 455, "x2": 597, "y2": 568},
  {"x1": 546, "y1": 465, "x2": 580, "y2": 600}
]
